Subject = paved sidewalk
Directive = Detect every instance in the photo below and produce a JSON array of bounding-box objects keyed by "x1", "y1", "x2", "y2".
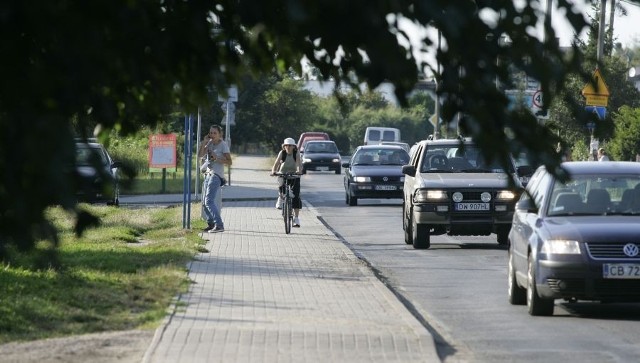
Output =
[{"x1": 141, "y1": 156, "x2": 439, "y2": 363}]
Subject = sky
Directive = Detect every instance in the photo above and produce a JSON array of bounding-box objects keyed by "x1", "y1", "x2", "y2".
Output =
[
  {"x1": 555, "y1": 0, "x2": 640, "y2": 47},
  {"x1": 395, "y1": 0, "x2": 640, "y2": 78}
]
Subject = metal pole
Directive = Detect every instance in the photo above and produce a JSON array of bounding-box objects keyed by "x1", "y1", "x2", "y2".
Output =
[
  {"x1": 434, "y1": 29, "x2": 441, "y2": 140},
  {"x1": 195, "y1": 108, "x2": 201, "y2": 200},
  {"x1": 186, "y1": 115, "x2": 193, "y2": 229},
  {"x1": 597, "y1": 0, "x2": 607, "y2": 63},
  {"x1": 182, "y1": 115, "x2": 189, "y2": 229},
  {"x1": 225, "y1": 100, "x2": 231, "y2": 185}
]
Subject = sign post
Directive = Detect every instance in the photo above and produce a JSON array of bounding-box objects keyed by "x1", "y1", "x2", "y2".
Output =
[
  {"x1": 581, "y1": 69, "x2": 610, "y2": 160},
  {"x1": 219, "y1": 86, "x2": 238, "y2": 185},
  {"x1": 148, "y1": 134, "x2": 177, "y2": 193}
]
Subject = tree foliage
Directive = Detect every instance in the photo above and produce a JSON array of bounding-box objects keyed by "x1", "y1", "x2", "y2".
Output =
[
  {"x1": 544, "y1": 5, "x2": 640, "y2": 160},
  {"x1": 609, "y1": 106, "x2": 640, "y2": 161},
  {"x1": 5, "y1": 0, "x2": 639, "y2": 258}
]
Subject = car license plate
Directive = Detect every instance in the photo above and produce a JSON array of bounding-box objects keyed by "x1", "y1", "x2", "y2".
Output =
[
  {"x1": 316, "y1": 166, "x2": 329, "y2": 171},
  {"x1": 455, "y1": 203, "x2": 489, "y2": 211},
  {"x1": 603, "y1": 263, "x2": 640, "y2": 279},
  {"x1": 375, "y1": 185, "x2": 396, "y2": 191}
]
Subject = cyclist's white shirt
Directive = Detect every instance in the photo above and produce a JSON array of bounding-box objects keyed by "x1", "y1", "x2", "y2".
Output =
[{"x1": 278, "y1": 152, "x2": 298, "y2": 173}]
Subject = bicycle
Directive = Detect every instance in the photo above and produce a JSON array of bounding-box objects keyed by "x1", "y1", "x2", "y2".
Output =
[{"x1": 273, "y1": 172, "x2": 300, "y2": 234}]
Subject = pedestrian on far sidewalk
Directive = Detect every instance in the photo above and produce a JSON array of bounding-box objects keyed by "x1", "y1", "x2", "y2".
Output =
[
  {"x1": 198, "y1": 125, "x2": 232, "y2": 232},
  {"x1": 597, "y1": 148, "x2": 610, "y2": 161},
  {"x1": 270, "y1": 137, "x2": 302, "y2": 227}
]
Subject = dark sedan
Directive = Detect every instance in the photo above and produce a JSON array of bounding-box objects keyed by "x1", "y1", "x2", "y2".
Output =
[
  {"x1": 342, "y1": 145, "x2": 409, "y2": 206},
  {"x1": 301, "y1": 140, "x2": 342, "y2": 174},
  {"x1": 508, "y1": 161, "x2": 640, "y2": 316},
  {"x1": 75, "y1": 141, "x2": 122, "y2": 206}
]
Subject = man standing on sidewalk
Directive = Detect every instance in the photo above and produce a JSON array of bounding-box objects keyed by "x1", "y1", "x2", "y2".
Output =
[{"x1": 199, "y1": 125, "x2": 232, "y2": 232}]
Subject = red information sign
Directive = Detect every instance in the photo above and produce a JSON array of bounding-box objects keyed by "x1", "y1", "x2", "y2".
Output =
[{"x1": 149, "y1": 134, "x2": 177, "y2": 172}]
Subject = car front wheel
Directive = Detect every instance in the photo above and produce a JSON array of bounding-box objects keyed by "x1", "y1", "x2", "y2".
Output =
[
  {"x1": 348, "y1": 191, "x2": 358, "y2": 206},
  {"x1": 403, "y1": 205, "x2": 413, "y2": 245},
  {"x1": 527, "y1": 256, "x2": 554, "y2": 316},
  {"x1": 412, "y1": 219, "x2": 430, "y2": 249},
  {"x1": 508, "y1": 251, "x2": 526, "y2": 305},
  {"x1": 497, "y1": 227, "x2": 509, "y2": 245}
]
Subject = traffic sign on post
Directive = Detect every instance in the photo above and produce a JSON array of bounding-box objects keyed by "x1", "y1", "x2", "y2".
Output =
[
  {"x1": 582, "y1": 69, "x2": 610, "y2": 107},
  {"x1": 585, "y1": 106, "x2": 606, "y2": 120}
]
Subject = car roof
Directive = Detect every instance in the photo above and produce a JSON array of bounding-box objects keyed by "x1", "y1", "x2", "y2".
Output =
[
  {"x1": 418, "y1": 137, "x2": 473, "y2": 146},
  {"x1": 76, "y1": 142, "x2": 104, "y2": 148},
  {"x1": 305, "y1": 140, "x2": 335, "y2": 144},
  {"x1": 553, "y1": 161, "x2": 640, "y2": 175},
  {"x1": 355, "y1": 144, "x2": 407, "y2": 151}
]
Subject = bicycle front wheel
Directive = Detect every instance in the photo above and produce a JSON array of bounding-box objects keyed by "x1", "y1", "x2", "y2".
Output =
[{"x1": 284, "y1": 197, "x2": 292, "y2": 234}]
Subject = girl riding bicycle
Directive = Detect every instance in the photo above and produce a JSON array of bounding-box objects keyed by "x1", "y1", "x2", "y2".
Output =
[{"x1": 270, "y1": 137, "x2": 302, "y2": 227}]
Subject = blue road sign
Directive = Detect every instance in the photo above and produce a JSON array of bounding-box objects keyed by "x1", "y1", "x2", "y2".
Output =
[{"x1": 585, "y1": 106, "x2": 606, "y2": 120}]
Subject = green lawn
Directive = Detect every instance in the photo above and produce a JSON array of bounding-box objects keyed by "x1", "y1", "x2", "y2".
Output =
[{"x1": 0, "y1": 204, "x2": 207, "y2": 344}]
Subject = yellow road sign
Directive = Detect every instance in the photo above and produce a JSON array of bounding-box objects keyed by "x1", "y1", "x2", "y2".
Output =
[
  {"x1": 582, "y1": 69, "x2": 609, "y2": 106},
  {"x1": 584, "y1": 95, "x2": 609, "y2": 107}
]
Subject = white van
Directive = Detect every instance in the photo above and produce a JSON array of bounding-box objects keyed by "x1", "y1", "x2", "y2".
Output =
[{"x1": 364, "y1": 127, "x2": 401, "y2": 145}]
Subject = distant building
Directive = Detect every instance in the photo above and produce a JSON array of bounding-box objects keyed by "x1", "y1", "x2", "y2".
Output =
[
  {"x1": 629, "y1": 66, "x2": 640, "y2": 92},
  {"x1": 303, "y1": 79, "x2": 436, "y2": 106}
]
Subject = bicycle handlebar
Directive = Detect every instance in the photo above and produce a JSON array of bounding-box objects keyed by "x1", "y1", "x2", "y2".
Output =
[{"x1": 272, "y1": 172, "x2": 301, "y2": 179}]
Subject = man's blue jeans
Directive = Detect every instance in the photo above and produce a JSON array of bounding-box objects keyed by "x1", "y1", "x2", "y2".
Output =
[{"x1": 203, "y1": 173, "x2": 223, "y2": 228}]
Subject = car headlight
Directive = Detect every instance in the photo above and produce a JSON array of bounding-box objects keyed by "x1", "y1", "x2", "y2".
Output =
[
  {"x1": 332, "y1": 158, "x2": 340, "y2": 163},
  {"x1": 400, "y1": 176, "x2": 405, "y2": 182},
  {"x1": 303, "y1": 158, "x2": 312, "y2": 163},
  {"x1": 541, "y1": 240, "x2": 581, "y2": 254},
  {"x1": 415, "y1": 189, "x2": 448, "y2": 203},
  {"x1": 354, "y1": 176, "x2": 371, "y2": 182},
  {"x1": 496, "y1": 190, "x2": 516, "y2": 200}
]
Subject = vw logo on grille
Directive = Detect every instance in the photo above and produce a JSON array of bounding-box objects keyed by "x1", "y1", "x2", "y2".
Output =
[
  {"x1": 623, "y1": 243, "x2": 639, "y2": 257},
  {"x1": 383, "y1": 177, "x2": 388, "y2": 182}
]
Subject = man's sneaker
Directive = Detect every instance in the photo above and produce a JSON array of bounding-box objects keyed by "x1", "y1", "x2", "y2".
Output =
[
  {"x1": 203, "y1": 224, "x2": 215, "y2": 232},
  {"x1": 209, "y1": 226, "x2": 224, "y2": 233},
  {"x1": 293, "y1": 217, "x2": 300, "y2": 227},
  {"x1": 275, "y1": 196, "x2": 283, "y2": 209}
]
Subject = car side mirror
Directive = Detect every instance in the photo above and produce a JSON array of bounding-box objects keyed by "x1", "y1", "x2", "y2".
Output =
[
  {"x1": 516, "y1": 198, "x2": 538, "y2": 213},
  {"x1": 402, "y1": 165, "x2": 416, "y2": 177},
  {"x1": 516, "y1": 165, "x2": 534, "y2": 177},
  {"x1": 111, "y1": 161, "x2": 123, "y2": 169},
  {"x1": 341, "y1": 161, "x2": 350, "y2": 168}
]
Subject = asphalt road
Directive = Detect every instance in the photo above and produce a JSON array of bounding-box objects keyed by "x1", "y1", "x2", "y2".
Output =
[{"x1": 302, "y1": 170, "x2": 640, "y2": 363}]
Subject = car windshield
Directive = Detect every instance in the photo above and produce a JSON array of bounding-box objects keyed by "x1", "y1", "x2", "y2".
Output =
[
  {"x1": 76, "y1": 146, "x2": 109, "y2": 167},
  {"x1": 547, "y1": 174, "x2": 640, "y2": 216},
  {"x1": 352, "y1": 148, "x2": 409, "y2": 166},
  {"x1": 420, "y1": 145, "x2": 513, "y2": 173},
  {"x1": 305, "y1": 142, "x2": 338, "y2": 153}
]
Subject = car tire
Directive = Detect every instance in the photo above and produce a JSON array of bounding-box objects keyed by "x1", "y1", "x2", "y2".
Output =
[
  {"x1": 497, "y1": 227, "x2": 509, "y2": 245},
  {"x1": 403, "y1": 205, "x2": 413, "y2": 245},
  {"x1": 301, "y1": 167, "x2": 307, "y2": 175},
  {"x1": 348, "y1": 192, "x2": 358, "y2": 206},
  {"x1": 412, "y1": 219, "x2": 430, "y2": 249},
  {"x1": 335, "y1": 168, "x2": 341, "y2": 175},
  {"x1": 527, "y1": 256, "x2": 554, "y2": 316},
  {"x1": 508, "y1": 251, "x2": 526, "y2": 305}
]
